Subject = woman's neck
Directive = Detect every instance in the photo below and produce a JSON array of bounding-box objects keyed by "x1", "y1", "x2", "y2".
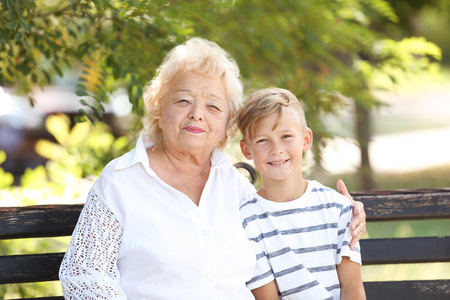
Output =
[
  {"x1": 147, "y1": 144, "x2": 212, "y2": 206},
  {"x1": 159, "y1": 144, "x2": 211, "y2": 176}
]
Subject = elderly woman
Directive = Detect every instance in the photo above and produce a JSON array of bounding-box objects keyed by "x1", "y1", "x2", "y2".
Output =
[{"x1": 59, "y1": 38, "x2": 366, "y2": 299}]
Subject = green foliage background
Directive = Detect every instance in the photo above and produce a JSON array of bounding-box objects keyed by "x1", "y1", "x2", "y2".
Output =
[
  {"x1": 1, "y1": 0, "x2": 443, "y2": 190},
  {"x1": 1, "y1": 0, "x2": 441, "y2": 128},
  {"x1": 0, "y1": 117, "x2": 130, "y2": 298}
]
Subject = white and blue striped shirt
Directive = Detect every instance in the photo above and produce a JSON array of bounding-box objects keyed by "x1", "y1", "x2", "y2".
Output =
[{"x1": 240, "y1": 180, "x2": 361, "y2": 299}]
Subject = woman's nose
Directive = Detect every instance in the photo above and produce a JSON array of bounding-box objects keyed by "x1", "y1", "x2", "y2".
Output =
[{"x1": 189, "y1": 102, "x2": 204, "y2": 120}]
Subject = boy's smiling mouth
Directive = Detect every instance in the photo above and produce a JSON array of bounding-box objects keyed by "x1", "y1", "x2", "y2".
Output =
[{"x1": 268, "y1": 159, "x2": 289, "y2": 165}]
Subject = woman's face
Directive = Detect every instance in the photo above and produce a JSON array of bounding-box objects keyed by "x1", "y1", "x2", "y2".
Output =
[{"x1": 159, "y1": 71, "x2": 230, "y2": 153}]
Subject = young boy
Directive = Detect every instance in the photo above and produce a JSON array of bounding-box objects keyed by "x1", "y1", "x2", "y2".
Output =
[{"x1": 237, "y1": 88, "x2": 366, "y2": 300}]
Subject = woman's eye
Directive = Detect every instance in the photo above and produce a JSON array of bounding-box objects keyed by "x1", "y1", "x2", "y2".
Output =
[
  {"x1": 176, "y1": 99, "x2": 190, "y2": 104},
  {"x1": 207, "y1": 104, "x2": 221, "y2": 112}
]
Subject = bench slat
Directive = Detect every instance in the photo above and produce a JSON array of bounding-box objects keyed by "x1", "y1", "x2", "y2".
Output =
[
  {"x1": 0, "y1": 205, "x2": 83, "y2": 240},
  {"x1": 0, "y1": 253, "x2": 64, "y2": 284},
  {"x1": 1, "y1": 189, "x2": 448, "y2": 240},
  {"x1": 364, "y1": 280, "x2": 450, "y2": 300},
  {"x1": 353, "y1": 189, "x2": 450, "y2": 221},
  {"x1": 361, "y1": 236, "x2": 450, "y2": 265},
  {"x1": 1, "y1": 237, "x2": 448, "y2": 285},
  {"x1": 4, "y1": 281, "x2": 449, "y2": 300}
]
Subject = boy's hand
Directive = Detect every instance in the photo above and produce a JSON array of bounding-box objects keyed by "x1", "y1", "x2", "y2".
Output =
[{"x1": 337, "y1": 179, "x2": 366, "y2": 250}]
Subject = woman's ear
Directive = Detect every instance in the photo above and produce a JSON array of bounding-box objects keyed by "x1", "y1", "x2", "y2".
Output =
[
  {"x1": 240, "y1": 140, "x2": 253, "y2": 160},
  {"x1": 302, "y1": 128, "x2": 313, "y2": 151}
]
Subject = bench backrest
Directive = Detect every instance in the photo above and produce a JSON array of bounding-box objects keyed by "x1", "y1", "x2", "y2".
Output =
[
  {"x1": 1, "y1": 188, "x2": 449, "y2": 299},
  {"x1": 353, "y1": 188, "x2": 450, "y2": 299}
]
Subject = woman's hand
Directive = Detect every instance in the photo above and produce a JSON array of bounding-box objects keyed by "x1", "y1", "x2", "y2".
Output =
[{"x1": 337, "y1": 179, "x2": 366, "y2": 250}]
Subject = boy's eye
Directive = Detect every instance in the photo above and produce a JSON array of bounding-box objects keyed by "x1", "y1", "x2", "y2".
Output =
[
  {"x1": 256, "y1": 139, "x2": 267, "y2": 143},
  {"x1": 282, "y1": 135, "x2": 292, "y2": 139}
]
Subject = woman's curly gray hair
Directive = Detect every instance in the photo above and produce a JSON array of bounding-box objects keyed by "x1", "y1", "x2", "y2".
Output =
[{"x1": 143, "y1": 37, "x2": 244, "y2": 150}]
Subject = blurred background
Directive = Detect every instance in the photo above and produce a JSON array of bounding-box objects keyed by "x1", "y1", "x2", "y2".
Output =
[{"x1": 1, "y1": 0, "x2": 449, "y2": 298}]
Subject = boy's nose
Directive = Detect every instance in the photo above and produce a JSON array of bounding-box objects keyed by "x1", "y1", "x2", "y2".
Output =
[{"x1": 271, "y1": 142, "x2": 284, "y2": 155}]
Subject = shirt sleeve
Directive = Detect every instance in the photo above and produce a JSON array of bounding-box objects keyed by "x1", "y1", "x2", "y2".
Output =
[
  {"x1": 59, "y1": 188, "x2": 127, "y2": 299},
  {"x1": 242, "y1": 219, "x2": 275, "y2": 290},
  {"x1": 238, "y1": 175, "x2": 257, "y2": 206},
  {"x1": 336, "y1": 201, "x2": 362, "y2": 265}
]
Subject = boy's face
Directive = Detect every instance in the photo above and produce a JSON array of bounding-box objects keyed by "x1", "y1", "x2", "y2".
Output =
[{"x1": 240, "y1": 112, "x2": 312, "y2": 183}]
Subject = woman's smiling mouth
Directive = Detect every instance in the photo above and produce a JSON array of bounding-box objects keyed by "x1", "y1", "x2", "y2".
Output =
[{"x1": 184, "y1": 126, "x2": 205, "y2": 133}]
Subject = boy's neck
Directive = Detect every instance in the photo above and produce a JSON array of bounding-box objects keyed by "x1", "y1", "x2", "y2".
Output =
[{"x1": 257, "y1": 177, "x2": 309, "y2": 202}]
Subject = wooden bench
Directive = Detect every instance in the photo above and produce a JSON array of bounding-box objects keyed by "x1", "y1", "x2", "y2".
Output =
[{"x1": 1, "y1": 176, "x2": 449, "y2": 299}]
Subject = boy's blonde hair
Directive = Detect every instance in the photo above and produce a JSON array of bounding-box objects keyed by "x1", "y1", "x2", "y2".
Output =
[{"x1": 237, "y1": 87, "x2": 309, "y2": 141}]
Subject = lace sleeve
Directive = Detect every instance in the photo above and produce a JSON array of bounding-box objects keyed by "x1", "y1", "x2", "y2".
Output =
[{"x1": 59, "y1": 190, "x2": 127, "y2": 300}]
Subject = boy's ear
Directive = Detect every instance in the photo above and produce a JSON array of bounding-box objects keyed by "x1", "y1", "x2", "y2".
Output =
[
  {"x1": 302, "y1": 129, "x2": 313, "y2": 151},
  {"x1": 240, "y1": 140, "x2": 253, "y2": 160}
]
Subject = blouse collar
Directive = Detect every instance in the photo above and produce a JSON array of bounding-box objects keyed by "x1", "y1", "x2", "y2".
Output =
[{"x1": 114, "y1": 133, "x2": 232, "y2": 176}]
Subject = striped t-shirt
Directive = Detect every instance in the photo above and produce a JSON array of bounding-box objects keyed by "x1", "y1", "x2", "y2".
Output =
[{"x1": 240, "y1": 180, "x2": 361, "y2": 299}]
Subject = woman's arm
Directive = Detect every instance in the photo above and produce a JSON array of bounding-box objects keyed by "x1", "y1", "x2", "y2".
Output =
[
  {"x1": 337, "y1": 179, "x2": 366, "y2": 250},
  {"x1": 59, "y1": 190, "x2": 127, "y2": 299},
  {"x1": 337, "y1": 257, "x2": 366, "y2": 300},
  {"x1": 251, "y1": 280, "x2": 279, "y2": 300}
]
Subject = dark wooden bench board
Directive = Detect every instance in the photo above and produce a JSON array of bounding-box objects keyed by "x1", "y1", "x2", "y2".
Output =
[{"x1": 1, "y1": 188, "x2": 449, "y2": 299}]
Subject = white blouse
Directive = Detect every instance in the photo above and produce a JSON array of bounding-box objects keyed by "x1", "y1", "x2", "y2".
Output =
[{"x1": 59, "y1": 134, "x2": 257, "y2": 300}]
